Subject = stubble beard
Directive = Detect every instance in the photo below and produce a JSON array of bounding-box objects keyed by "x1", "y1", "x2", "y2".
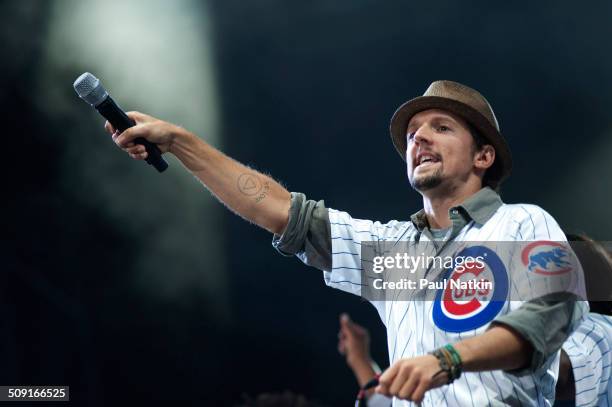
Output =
[{"x1": 410, "y1": 166, "x2": 444, "y2": 191}]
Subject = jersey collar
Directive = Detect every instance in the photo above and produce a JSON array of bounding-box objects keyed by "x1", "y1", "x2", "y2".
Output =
[{"x1": 410, "y1": 186, "x2": 503, "y2": 232}]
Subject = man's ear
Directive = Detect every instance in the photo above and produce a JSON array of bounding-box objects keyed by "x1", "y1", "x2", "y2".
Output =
[{"x1": 474, "y1": 145, "x2": 495, "y2": 170}]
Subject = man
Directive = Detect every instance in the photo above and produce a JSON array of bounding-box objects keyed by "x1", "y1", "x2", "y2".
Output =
[
  {"x1": 557, "y1": 312, "x2": 612, "y2": 406},
  {"x1": 337, "y1": 235, "x2": 612, "y2": 407},
  {"x1": 107, "y1": 80, "x2": 584, "y2": 405},
  {"x1": 555, "y1": 234, "x2": 612, "y2": 406},
  {"x1": 339, "y1": 311, "x2": 612, "y2": 407}
]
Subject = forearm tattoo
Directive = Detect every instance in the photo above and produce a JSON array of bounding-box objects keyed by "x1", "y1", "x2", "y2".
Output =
[{"x1": 237, "y1": 172, "x2": 270, "y2": 203}]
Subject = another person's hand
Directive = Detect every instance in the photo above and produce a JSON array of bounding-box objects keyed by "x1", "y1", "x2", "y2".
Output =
[
  {"x1": 338, "y1": 313, "x2": 372, "y2": 369},
  {"x1": 375, "y1": 355, "x2": 447, "y2": 403},
  {"x1": 104, "y1": 111, "x2": 185, "y2": 159}
]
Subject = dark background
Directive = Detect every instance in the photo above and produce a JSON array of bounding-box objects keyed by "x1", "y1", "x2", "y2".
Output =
[{"x1": 3, "y1": 1, "x2": 612, "y2": 405}]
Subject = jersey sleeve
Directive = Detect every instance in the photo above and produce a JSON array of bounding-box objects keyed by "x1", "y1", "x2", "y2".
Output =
[
  {"x1": 325, "y1": 208, "x2": 378, "y2": 296},
  {"x1": 493, "y1": 204, "x2": 589, "y2": 373},
  {"x1": 562, "y1": 313, "x2": 612, "y2": 406},
  {"x1": 271, "y1": 193, "x2": 402, "y2": 324},
  {"x1": 512, "y1": 204, "x2": 587, "y2": 302},
  {"x1": 272, "y1": 192, "x2": 332, "y2": 270}
]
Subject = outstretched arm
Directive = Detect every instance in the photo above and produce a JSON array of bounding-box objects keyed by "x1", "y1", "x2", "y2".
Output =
[
  {"x1": 376, "y1": 324, "x2": 532, "y2": 403},
  {"x1": 106, "y1": 111, "x2": 291, "y2": 235}
]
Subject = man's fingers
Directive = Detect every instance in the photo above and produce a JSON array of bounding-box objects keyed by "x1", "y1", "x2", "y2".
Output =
[
  {"x1": 125, "y1": 142, "x2": 148, "y2": 159},
  {"x1": 105, "y1": 111, "x2": 148, "y2": 136},
  {"x1": 398, "y1": 374, "x2": 419, "y2": 400},
  {"x1": 388, "y1": 367, "x2": 410, "y2": 395},
  {"x1": 125, "y1": 145, "x2": 145, "y2": 155},
  {"x1": 339, "y1": 313, "x2": 352, "y2": 335},
  {"x1": 104, "y1": 121, "x2": 116, "y2": 134},
  {"x1": 375, "y1": 383, "x2": 389, "y2": 395},
  {"x1": 340, "y1": 313, "x2": 368, "y2": 338},
  {"x1": 340, "y1": 313, "x2": 364, "y2": 334},
  {"x1": 115, "y1": 126, "x2": 148, "y2": 148},
  {"x1": 129, "y1": 150, "x2": 148, "y2": 160},
  {"x1": 126, "y1": 111, "x2": 150, "y2": 123},
  {"x1": 379, "y1": 363, "x2": 399, "y2": 384},
  {"x1": 376, "y1": 364, "x2": 399, "y2": 395},
  {"x1": 411, "y1": 380, "x2": 430, "y2": 404},
  {"x1": 113, "y1": 129, "x2": 138, "y2": 150}
]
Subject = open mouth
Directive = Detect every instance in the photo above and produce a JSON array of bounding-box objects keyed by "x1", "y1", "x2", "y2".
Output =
[{"x1": 414, "y1": 152, "x2": 441, "y2": 169}]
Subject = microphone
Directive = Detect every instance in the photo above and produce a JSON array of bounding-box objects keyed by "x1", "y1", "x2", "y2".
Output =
[{"x1": 73, "y1": 72, "x2": 168, "y2": 172}]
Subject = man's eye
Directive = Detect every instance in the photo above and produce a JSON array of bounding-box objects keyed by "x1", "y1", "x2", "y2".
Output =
[
  {"x1": 407, "y1": 132, "x2": 416, "y2": 140},
  {"x1": 438, "y1": 125, "x2": 450, "y2": 132}
]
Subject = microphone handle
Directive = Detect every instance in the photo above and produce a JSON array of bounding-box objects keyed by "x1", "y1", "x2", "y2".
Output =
[{"x1": 96, "y1": 97, "x2": 168, "y2": 172}]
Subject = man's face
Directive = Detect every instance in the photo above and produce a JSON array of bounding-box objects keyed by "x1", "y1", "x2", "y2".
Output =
[{"x1": 406, "y1": 109, "x2": 476, "y2": 192}]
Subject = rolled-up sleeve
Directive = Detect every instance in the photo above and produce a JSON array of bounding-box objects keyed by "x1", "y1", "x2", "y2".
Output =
[
  {"x1": 492, "y1": 293, "x2": 588, "y2": 373},
  {"x1": 271, "y1": 192, "x2": 332, "y2": 271}
]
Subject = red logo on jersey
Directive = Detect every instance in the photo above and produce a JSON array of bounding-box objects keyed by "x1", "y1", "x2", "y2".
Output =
[
  {"x1": 433, "y1": 246, "x2": 508, "y2": 332},
  {"x1": 442, "y1": 261, "x2": 493, "y2": 317}
]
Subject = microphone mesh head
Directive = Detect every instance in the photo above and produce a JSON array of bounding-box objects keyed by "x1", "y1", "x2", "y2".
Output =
[{"x1": 73, "y1": 72, "x2": 108, "y2": 106}]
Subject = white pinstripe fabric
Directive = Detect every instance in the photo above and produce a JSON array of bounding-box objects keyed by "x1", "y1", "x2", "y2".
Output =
[
  {"x1": 562, "y1": 313, "x2": 612, "y2": 407},
  {"x1": 318, "y1": 203, "x2": 570, "y2": 407}
]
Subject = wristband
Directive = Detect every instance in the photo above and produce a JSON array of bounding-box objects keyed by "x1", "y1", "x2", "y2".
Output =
[
  {"x1": 430, "y1": 344, "x2": 463, "y2": 384},
  {"x1": 444, "y1": 344, "x2": 463, "y2": 367}
]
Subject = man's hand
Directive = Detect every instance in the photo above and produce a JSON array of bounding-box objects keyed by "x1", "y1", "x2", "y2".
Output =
[
  {"x1": 338, "y1": 313, "x2": 372, "y2": 368},
  {"x1": 104, "y1": 111, "x2": 184, "y2": 160},
  {"x1": 375, "y1": 355, "x2": 447, "y2": 403},
  {"x1": 373, "y1": 324, "x2": 534, "y2": 403},
  {"x1": 337, "y1": 313, "x2": 381, "y2": 391}
]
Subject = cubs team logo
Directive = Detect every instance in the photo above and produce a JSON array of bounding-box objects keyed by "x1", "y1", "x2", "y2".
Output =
[
  {"x1": 521, "y1": 241, "x2": 573, "y2": 275},
  {"x1": 433, "y1": 246, "x2": 508, "y2": 332}
]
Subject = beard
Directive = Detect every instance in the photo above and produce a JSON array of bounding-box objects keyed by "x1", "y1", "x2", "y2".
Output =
[{"x1": 410, "y1": 166, "x2": 443, "y2": 191}]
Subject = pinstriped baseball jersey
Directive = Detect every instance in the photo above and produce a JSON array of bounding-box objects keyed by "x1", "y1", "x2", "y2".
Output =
[
  {"x1": 321, "y1": 201, "x2": 578, "y2": 407},
  {"x1": 561, "y1": 313, "x2": 612, "y2": 407}
]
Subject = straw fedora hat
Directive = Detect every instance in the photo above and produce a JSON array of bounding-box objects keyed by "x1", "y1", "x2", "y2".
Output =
[{"x1": 389, "y1": 80, "x2": 512, "y2": 188}]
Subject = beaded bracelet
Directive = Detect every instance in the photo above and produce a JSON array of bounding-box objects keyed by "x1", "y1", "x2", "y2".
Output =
[{"x1": 430, "y1": 344, "x2": 463, "y2": 384}]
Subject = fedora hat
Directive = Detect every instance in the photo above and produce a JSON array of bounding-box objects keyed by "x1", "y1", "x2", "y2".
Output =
[{"x1": 389, "y1": 80, "x2": 512, "y2": 188}]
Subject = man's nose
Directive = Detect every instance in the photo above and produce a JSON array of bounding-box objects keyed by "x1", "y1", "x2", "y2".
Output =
[
  {"x1": 406, "y1": 128, "x2": 430, "y2": 159},
  {"x1": 413, "y1": 126, "x2": 433, "y2": 145}
]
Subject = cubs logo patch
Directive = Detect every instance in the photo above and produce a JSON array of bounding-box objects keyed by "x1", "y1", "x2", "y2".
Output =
[
  {"x1": 521, "y1": 241, "x2": 573, "y2": 275},
  {"x1": 433, "y1": 246, "x2": 508, "y2": 333}
]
